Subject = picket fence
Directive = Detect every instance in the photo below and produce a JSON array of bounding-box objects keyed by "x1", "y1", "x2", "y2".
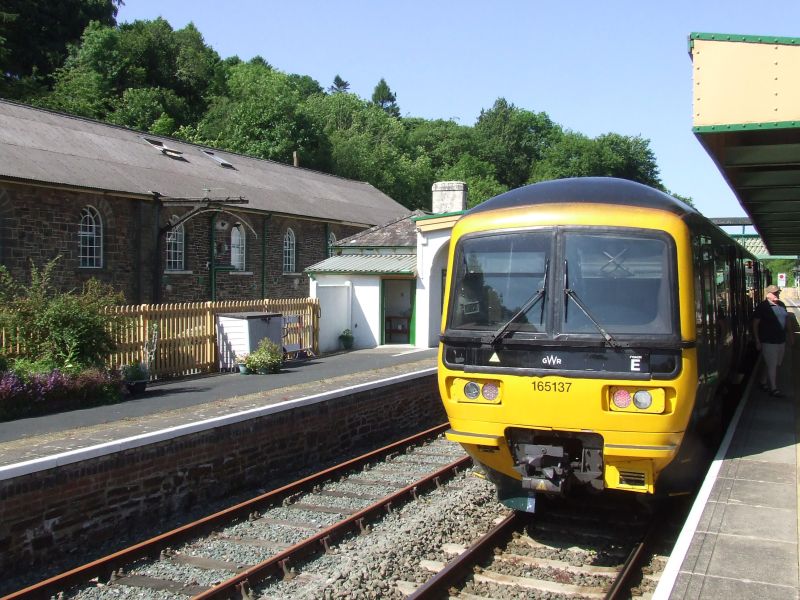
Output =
[{"x1": 105, "y1": 298, "x2": 320, "y2": 379}]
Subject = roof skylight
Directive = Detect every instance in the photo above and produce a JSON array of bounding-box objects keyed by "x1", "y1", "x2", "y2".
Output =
[{"x1": 202, "y1": 150, "x2": 234, "y2": 168}]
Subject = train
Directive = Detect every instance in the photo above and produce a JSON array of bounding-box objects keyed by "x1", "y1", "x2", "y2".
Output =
[{"x1": 437, "y1": 177, "x2": 765, "y2": 512}]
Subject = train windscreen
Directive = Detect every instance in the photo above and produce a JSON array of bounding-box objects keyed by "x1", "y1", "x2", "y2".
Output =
[
  {"x1": 449, "y1": 231, "x2": 551, "y2": 333},
  {"x1": 562, "y1": 232, "x2": 674, "y2": 335}
]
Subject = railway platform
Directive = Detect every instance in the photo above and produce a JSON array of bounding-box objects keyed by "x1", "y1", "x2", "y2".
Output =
[
  {"x1": 0, "y1": 346, "x2": 437, "y2": 472},
  {"x1": 656, "y1": 296, "x2": 800, "y2": 600}
]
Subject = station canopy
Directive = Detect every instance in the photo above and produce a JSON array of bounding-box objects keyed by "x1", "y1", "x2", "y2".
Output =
[{"x1": 691, "y1": 33, "x2": 800, "y2": 256}]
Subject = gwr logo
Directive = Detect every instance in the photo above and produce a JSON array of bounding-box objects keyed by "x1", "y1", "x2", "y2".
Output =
[{"x1": 541, "y1": 355, "x2": 562, "y2": 366}]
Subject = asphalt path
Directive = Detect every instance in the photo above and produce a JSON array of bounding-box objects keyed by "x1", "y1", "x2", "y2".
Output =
[{"x1": 0, "y1": 346, "x2": 437, "y2": 444}]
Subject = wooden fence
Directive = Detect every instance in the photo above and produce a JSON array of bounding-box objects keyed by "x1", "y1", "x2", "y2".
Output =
[{"x1": 105, "y1": 298, "x2": 320, "y2": 379}]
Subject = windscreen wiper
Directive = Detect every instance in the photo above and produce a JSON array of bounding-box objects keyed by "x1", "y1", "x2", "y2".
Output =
[
  {"x1": 564, "y1": 287, "x2": 620, "y2": 348},
  {"x1": 486, "y1": 259, "x2": 549, "y2": 345}
]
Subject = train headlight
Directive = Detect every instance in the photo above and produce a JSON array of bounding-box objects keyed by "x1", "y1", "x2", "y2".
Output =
[
  {"x1": 464, "y1": 381, "x2": 481, "y2": 400},
  {"x1": 608, "y1": 387, "x2": 667, "y2": 414},
  {"x1": 612, "y1": 388, "x2": 631, "y2": 408},
  {"x1": 633, "y1": 390, "x2": 653, "y2": 410},
  {"x1": 481, "y1": 382, "x2": 499, "y2": 401}
]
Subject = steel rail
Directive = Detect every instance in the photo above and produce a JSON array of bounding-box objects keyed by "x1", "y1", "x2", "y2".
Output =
[
  {"x1": 3, "y1": 423, "x2": 451, "y2": 600},
  {"x1": 406, "y1": 510, "x2": 525, "y2": 600},
  {"x1": 604, "y1": 514, "x2": 662, "y2": 600},
  {"x1": 194, "y1": 454, "x2": 472, "y2": 599}
]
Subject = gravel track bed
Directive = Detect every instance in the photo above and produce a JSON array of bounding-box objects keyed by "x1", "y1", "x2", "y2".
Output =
[{"x1": 255, "y1": 469, "x2": 504, "y2": 599}]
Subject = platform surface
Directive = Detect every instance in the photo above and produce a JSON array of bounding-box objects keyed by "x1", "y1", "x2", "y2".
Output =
[
  {"x1": 0, "y1": 346, "x2": 437, "y2": 472},
  {"x1": 658, "y1": 296, "x2": 800, "y2": 599}
]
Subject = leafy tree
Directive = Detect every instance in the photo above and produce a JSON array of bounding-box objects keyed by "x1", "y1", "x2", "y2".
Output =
[
  {"x1": 474, "y1": 98, "x2": 561, "y2": 189},
  {"x1": 108, "y1": 87, "x2": 188, "y2": 134},
  {"x1": 371, "y1": 77, "x2": 400, "y2": 117},
  {"x1": 287, "y1": 73, "x2": 323, "y2": 99},
  {"x1": 529, "y1": 130, "x2": 663, "y2": 190},
  {"x1": 328, "y1": 74, "x2": 350, "y2": 93},
  {"x1": 0, "y1": 0, "x2": 121, "y2": 97},
  {"x1": 197, "y1": 62, "x2": 330, "y2": 169},
  {"x1": 403, "y1": 118, "x2": 478, "y2": 172},
  {"x1": 438, "y1": 154, "x2": 508, "y2": 208},
  {"x1": 39, "y1": 19, "x2": 225, "y2": 127}
]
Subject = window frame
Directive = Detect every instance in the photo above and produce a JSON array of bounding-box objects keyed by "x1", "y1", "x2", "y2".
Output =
[
  {"x1": 283, "y1": 227, "x2": 296, "y2": 273},
  {"x1": 79, "y1": 206, "x2": 103, "y2": 269},
  {"x1": 230, "y1": 224, "x2": 246, "y2": 270},
  {"x1": 165, "y1": 220, "x2": 186, "y2": 272}
]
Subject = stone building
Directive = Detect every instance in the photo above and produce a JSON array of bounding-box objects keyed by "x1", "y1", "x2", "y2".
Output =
[{"x1": 0, "y1": 99, "x2": 410, "y2": 303}]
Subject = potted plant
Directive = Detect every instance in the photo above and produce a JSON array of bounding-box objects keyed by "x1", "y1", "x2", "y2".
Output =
[
  {"x1": 235, "y1": 353, "x2": 250, "y2": 374},
  {"x1": 121, "y1": 361, "x2": 149, "y2": 394},
  {"x1": 339, "y1": 328, "x2": 354, "y2": 350},
  {"x1": 245, "y1": 338, "x2": 283, "y2": 374}
]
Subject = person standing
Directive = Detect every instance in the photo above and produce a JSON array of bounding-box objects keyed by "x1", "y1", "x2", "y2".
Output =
[{"x1": 753, "y1": 284, "x2": 792, "y2": 397}]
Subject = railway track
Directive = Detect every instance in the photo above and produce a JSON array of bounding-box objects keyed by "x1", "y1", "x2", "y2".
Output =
[
  {"x1": 4, "y1": 424, "x2": 469, "y2": 600},
  {"x1": 405, "y1": 492, "x2": 683, "y2": 599}
]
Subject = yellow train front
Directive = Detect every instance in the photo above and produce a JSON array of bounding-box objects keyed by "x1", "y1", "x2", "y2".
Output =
[{"x1": 438, "y1": 177, "x2": 757, "y2": 512}]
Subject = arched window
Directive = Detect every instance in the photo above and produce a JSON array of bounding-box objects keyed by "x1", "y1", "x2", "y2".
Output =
[
  {"x1": 79, "y1": 206, "x2": 103, "y2": 268},
  {"x1": 327, "y1": 231, "x2": 336, "y2": 257},
  {"x1": 283, "y1": 228, "x2": 296, "y2": 273},
  {"x1": 230, "y1": 224, "x2": 245, "y2": 270},
  {"x1": 165, "y1": 220, "x2": 185, "y2": 271}
]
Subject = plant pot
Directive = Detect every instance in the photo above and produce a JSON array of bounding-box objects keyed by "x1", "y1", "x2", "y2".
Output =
[
  {"x1": 339, "y1": 336, "x2": 354, "y2": 350},
  {"x1": 125, "y1": 380, "x2": 147, "y2": 395},
  {"x1": 237, "y1": 363, "x2": 250, "y2": 374}
]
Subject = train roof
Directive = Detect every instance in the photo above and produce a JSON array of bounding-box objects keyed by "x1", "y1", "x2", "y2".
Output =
[{"x1": 467, "y1": 177, "x2": 698, "y2": 218}]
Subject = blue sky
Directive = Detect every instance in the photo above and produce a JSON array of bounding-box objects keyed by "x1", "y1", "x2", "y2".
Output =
[{"x1": 117, "y1": 1, "x2": 800, "y2": 219}]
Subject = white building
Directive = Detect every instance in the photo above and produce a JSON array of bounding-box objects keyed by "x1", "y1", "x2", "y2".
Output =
[{"x1": 306, "y1": 182, "x2": 467, "y2": 352}]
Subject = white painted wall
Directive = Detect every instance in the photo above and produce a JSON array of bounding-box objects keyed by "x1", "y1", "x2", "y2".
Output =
[
  {"x1": 415, "y1": 229, "x2": 452, "y2": 347},
  {"x1": 310, "y1": 275, "x2": 382, "y2": 351},
  {"x1": 314, "y1": 281, "x2": 351, "y2": 353}
]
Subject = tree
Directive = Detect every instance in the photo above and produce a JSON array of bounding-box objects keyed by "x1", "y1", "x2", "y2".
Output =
[
  {"x1": 197, "y1": 62, "x2": 330, "y2": 170},
  {"x1": 371, "y1": 77, "x2": 400, "y2": 117},
  {"x1": 39, "y1": 19, "x2": 226, "y2": 128},
  {"x1": 439, "y1": 154, "x2": 508, "y2": 208},
  {"x1": 529, "y1": 130, "x2": 663, "y2": 190},
  {"x1": 474, "y1": 98, "x2": 561, "y2": 189},
  {"x1": 328, "y1": 74, "x2": 350, "y2": 94},
  {"x1": 0, "y1": 0, "x2": 121, "y2": 96}
]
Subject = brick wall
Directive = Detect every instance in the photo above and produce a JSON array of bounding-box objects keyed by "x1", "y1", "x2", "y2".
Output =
[
  {"x1": 0, "y1": 374, "x2": 444, "y2": 581},
  {"x1": 0, "y1": 183, "x2": 156, "y2": 303},
  {"x1": 0, "y1": 182, "x2": 365, "y2": 303}
]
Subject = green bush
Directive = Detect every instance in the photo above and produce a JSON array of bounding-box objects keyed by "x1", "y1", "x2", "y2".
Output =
[
  {"x1": 244, "y1": 338, "x2": 283, "y2": 373},
  {"x1": 0, "y1": 258, "x2": 125, "y2": 370}
]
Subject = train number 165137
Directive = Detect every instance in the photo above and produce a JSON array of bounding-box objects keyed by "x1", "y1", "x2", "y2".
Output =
[{"x1": 532, "y1": 381, "x2": 572, "y2": 393}]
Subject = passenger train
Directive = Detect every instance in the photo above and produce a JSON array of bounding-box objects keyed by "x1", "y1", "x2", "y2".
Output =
[{"x1": 437, "y1": 177, "x2": 765, "y2": 511}]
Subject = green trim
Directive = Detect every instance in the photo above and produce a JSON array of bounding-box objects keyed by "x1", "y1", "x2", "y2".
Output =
[
  {"x1": 335, "y1": 245, "x2": 414, "y2": 251},
  {"x1": 379, "y1": 279, "x2": 385, "y2": 345},
  {"x1": 305, "y1": 270, "x2": 413, "y2": 276},
  {"x1": 412, "y1": 210, "x2": 466, "y2": 221},
  {"x1": 693, "y1": 121, "x2": 800, "y2": 133},
  {"x1": 690, "y1": 32, "x2": 800, "y2": 46},
  {"x1": 409, "y1": 279, "x2": 416, "y2": 346}
]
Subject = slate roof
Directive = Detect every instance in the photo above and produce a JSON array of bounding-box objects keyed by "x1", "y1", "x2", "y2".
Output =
[
  {"x1": 306, "y1": 253, "x2": 416, "y2": 275},
  {"x1": 334, "y1": 210, "x2": 426, "y2": 247},
  {"x1": 0, "y1": 100, "x2": 409, "y2": 227}
]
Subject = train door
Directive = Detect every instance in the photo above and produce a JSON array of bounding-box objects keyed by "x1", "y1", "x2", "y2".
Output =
[{"x1": 693, "y1": 235, "x2": 718, "y2": 382}]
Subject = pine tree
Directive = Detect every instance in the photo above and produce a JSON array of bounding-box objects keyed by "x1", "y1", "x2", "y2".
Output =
[{"x1": 371, "y1": 78, "x2": 400, "y2": 117}]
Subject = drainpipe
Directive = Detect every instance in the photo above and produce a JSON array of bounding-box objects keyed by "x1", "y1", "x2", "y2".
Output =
[
  {"x1": 210, "y1": 213, "x2": 217, "y2": 301},
  {"x1": 152, "y1": 196, "x2": 162, "y2": 304},
  {"x1": 261, "y1": 214, "x2": 271, "y2": 298}
]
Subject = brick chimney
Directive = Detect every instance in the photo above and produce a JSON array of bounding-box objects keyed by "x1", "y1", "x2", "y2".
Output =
[{"x1": 431, "y1": 181, "x2": 467, "y2": 213}]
